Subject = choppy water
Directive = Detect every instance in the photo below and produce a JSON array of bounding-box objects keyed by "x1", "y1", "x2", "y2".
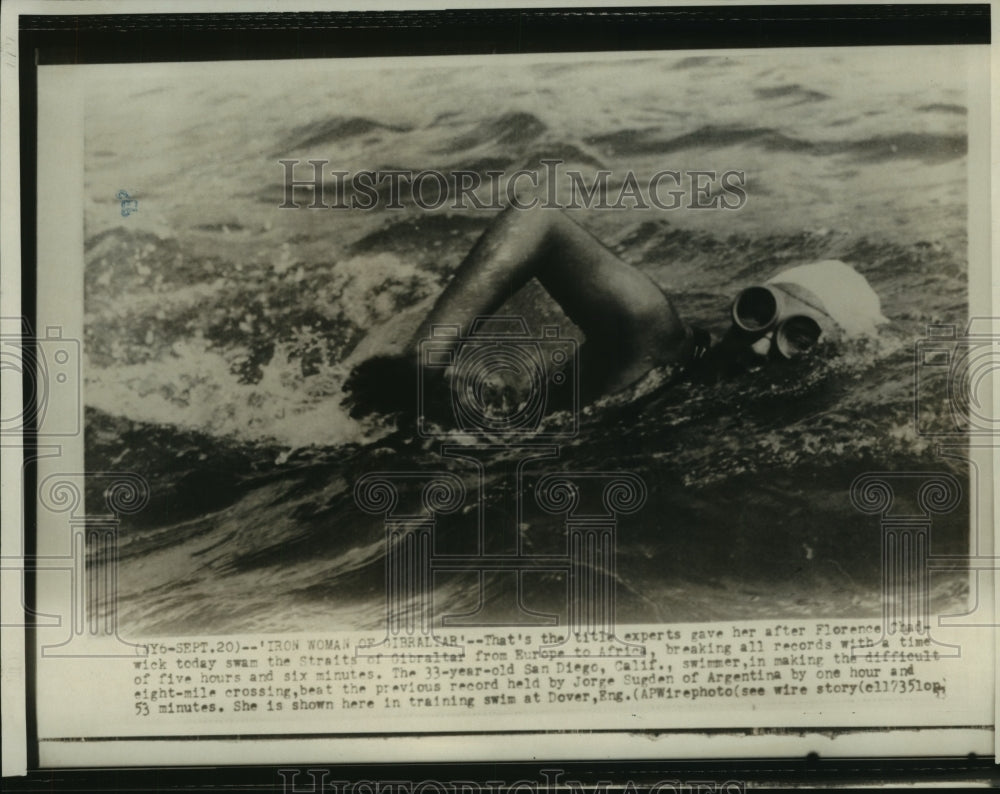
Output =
[{"x1": 82, "y1": 49, "x2": 972, "y2": 634}]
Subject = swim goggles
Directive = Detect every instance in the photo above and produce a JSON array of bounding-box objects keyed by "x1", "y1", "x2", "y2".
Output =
[{"x1": 730, "y1": 284, "x2": 827, "y2": 359}]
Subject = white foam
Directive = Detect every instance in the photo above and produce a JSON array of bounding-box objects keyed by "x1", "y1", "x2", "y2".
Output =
[{"x1": 85, "y1": 340, "x2": 377, "y2": 449}]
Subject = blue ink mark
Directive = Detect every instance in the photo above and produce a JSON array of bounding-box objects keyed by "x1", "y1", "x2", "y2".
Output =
[{"x1": 116, "y1": 190, "x2": 138, "y2": 217}]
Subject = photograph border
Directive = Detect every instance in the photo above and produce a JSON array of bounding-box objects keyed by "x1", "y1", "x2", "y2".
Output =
[{"x1": 2, "y1": 0, "x2": 998, "y2": 788}]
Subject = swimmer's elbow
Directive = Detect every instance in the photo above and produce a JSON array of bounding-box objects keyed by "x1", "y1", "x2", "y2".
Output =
[{"x1": 631, "y1": 301, "x2": 689, "y2": 360}]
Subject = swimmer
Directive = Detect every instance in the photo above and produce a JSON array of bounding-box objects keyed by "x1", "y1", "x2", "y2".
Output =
[{"x1": 343, "y1": 205, "x2": 886, "y2": 417}]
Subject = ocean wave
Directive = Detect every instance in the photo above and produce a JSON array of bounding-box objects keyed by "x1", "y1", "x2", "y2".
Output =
[
  {"x1": 916, "y1": 103, "x2": 967, "y2": 115},
  {"x1": 436, "y1": 111, "x2": 547, "y2": 152},
  {"x1": 584, "y1": 124, "x2": 967, "y2": 164},
  {"x1": 273, "y1": 115, "x2": 414, "y2": 157}
]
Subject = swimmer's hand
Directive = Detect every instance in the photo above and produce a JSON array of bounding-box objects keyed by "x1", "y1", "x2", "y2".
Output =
[{"x1": 341, "y1": 355, "x2": 420, "y2": 419}]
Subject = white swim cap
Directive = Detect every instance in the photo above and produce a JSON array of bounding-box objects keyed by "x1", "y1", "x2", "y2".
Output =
[{"x1": 766, "y1": 260, "x2": 889, "y2": 338}]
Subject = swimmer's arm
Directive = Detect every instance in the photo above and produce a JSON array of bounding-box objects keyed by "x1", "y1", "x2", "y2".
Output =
[{"x1": 407, "y1": 206, "x2": 688, "y2": 359}]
